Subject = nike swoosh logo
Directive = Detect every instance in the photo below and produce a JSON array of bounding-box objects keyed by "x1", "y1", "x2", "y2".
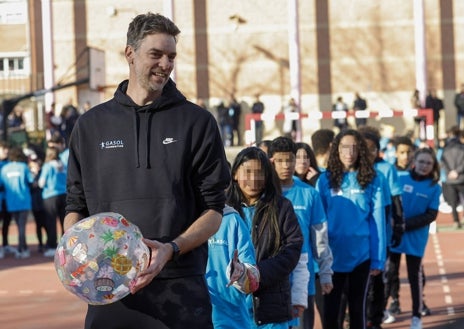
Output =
[{"x1": 163, "y1": 138, "x2": 178, "y2": 145}]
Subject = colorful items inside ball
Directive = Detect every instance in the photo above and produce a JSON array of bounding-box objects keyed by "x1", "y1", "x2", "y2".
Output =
[{"x1": 54, "y1": 212, "x2": 150, "y2": 305}]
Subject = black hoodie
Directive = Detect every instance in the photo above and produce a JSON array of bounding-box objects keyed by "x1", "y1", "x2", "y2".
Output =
[{"x1": 66, "y1": 79, "x2": 231, "y2": 277}]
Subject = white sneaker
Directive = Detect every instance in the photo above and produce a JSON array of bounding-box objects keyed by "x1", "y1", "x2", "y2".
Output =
[
  {"x1": 4, "y1": 245, "x2": 18, "y2": 255},
  {"x1": 43, "y1": 248, "x2": 56, "y2": 257},
  {"x1": 410, "y1": 316, "x2": 422, "y2": 329},
  {"x1": 15, "y1": 249, "x2": 30, "y2": 259},
  {"x1": 0, "y1": 247, "x2": 4, "y2": 259},
  {"x1": 383, "y1": 310, "x2": 396, "y2": 324}
]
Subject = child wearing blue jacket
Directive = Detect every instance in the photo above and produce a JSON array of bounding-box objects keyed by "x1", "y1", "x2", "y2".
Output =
[
  {"x1": 388, "y1": 147, "x2": 441, "y2": 329},
  {"x1": 227, "y1": 147, "x2": 303, "y2": 328},
  {"x1": 268, "y1": 137, "x2": 333, "y2": 329},
  {"x1": 316, "y1": 129, "x2": 386, "y2": 329},
  {"x1": 39, "y1": 146, "x2": 67, "y2": 257},
  {"x1": 0, "y1": 147, "x2": 34, "y2": 259},
  {"x1": 206, "y1": 205, "x2": 259, "y2": 329},
  {"x1": 360, "y1": 127, "x2": 405, "y2": 327}
]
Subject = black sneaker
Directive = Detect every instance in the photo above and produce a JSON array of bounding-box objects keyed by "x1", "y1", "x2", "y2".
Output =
[
  {"x1": 367, "y1": 321, "x2": 382, "y2": 329},
  {"x1": 388, "y1": 299, "x2": 401, "y2": 315},
  {"x1": 421, "y1": 302, "x2": 431, "y2": 316}
]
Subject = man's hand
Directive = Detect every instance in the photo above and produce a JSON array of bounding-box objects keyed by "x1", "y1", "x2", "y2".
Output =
[{"x1": 130, "y1": 238, "x2": 172, "y2": 294}]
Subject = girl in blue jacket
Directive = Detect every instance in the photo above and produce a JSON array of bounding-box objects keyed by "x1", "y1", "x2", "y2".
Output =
[
  {"x1": 0, "y1": 147, "x2": 34, "y2": 259},
  {"x1": 206, "y1": 205, "x2": 259, "y2": 329},
  {"x1": 316, "y1": 129, "x2": 386, "y2": 329},
  {"x1": 227, "y1": 147, "x2": 303, "y2": 328},
  {"x1": 388, "y1": 147, "x2": 441, "y2": 329},
  {"x1": 39, "y1": 146, "x2": 67, "y2": 256}
]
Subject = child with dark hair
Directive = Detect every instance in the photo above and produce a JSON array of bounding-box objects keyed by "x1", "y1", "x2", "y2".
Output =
[
  {"x1": 227, "y1": 147, "x2": 303, "y2": 328},
  {"x1": 359, "y1": 126, "x2": 405, "y2": 327},
  {"x1": 294, "y1": 142, "x2": 321, "y2": 187},
  {"x1": 316, "y1": 129, "x2": 386, "y2": 329},
  {"x1": 311, "y1": 129, "x2": 335, "y2": 171},
  {"x1": 268, "y1": 137, "x2": 332, "y2": 329}
]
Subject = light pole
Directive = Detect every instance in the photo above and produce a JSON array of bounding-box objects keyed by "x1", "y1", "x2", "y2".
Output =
[{"x1": 288, "y1": 0, "x2": 302, "y2": 141}]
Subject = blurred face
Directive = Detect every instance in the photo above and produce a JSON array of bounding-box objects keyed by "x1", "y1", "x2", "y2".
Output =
[
  {"x1": 234, "y1": 159, "x2": 265, "y2": 205},
  {"x1": 338, "y1": 135, "x2": 359, "y2": 170},
  {"x1": 295, "y1": 148, "x2": 310, "y2": 176},
  {"x1": 0, "y1": 146, "x2": 9, "y2": 160},
  {"x1": 271, "y1": 152, "x2": 295, "y2": 185},
  {"x1": 395, "y1": 144, "x2": 413, "y2": 169},
  {"x1": 413, "y1": 153, "x2": 434, "y2": 176},
  {"x1": 126, "y1": 33, "x2": 176, "y2": 97},
  {"x1": 365, "y1": 139, "x2": 378, "y2": 164}
]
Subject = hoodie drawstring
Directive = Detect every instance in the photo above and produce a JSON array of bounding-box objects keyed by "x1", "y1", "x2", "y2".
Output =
[
  {"x1": 133, "y1": 109, "x2": 140, "y2": 168},
  {"x1": 146, "y1": 112, "x2": 154, "y2": 169},
  {"x1": 133, "y1": 107, "x2": 154, "y2": 169}
]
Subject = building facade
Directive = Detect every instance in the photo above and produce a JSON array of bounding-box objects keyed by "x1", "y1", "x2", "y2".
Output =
[{"x1": 1, "y1": 0, "x2": 463, "y2": 143}]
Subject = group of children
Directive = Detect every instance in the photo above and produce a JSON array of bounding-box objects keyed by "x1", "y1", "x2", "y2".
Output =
[
  {"x1": 0, "y1": 125, "x2": 441, "y2": 329},
  {"x1": 0, "y1": 134, "x2": 68, "y2": 259},
  {"x1": 209, "y1": 126, "x2": 441, "y2": 329}
]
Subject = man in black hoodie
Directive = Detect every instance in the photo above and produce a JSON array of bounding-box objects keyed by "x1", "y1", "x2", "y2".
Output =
[{"x1": 63, "y1": 13, "x2": 230, "y2": 329}]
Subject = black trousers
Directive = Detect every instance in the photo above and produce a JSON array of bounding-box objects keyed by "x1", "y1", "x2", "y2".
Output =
[
  {"x1": 85, "y1": 275, "x2": 213, "y2": 329},
  {"x1": 43, "y1": 194, "x2": 66, "y2": 249},
  {"x1": 366, "y1": 271, "x2": 385, "y2": 325},
  {"x1": 385, "y1": 252, "x2": 423, "y2": 318},
  {"x1": 323, "y1": 260, "x2": 371, "y2": 329},
  {"x1": 1, "y1": 199, "x2": 12, "y2": 246}
]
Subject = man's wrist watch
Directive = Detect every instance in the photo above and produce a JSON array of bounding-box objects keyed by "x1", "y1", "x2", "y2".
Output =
[{"x1": 168, "y1": 241, "x2": 180, "y2": 261}]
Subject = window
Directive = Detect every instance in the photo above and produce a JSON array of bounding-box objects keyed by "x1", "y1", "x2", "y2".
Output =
[{"x1": 0, "y1": 56, "x2": 28, "y2": 77}]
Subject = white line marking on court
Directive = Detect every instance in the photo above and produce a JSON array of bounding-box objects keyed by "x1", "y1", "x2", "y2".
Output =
[{"x1": 432, "y1": 234, "x2": 455, "y2": 316}]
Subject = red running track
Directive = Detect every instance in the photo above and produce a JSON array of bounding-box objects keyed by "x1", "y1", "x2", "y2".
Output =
[{"x1": 0, "y1": 211, "x2": 463, "y2": 329}]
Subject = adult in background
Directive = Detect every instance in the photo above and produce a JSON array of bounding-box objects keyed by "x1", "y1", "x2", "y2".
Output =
[
  {"x1": 425, "y1": 89, "x2": 444, "y2": 143},
  {"x1": 216, "y1": 100, "x2": 233, "y2": 147},
  {"x1": 454, "y1": 83, "x2": 464, "y2": 129},
  {"x1": 63, "y1": 13, "x2": 230, "y2": 329},
  {"x1": 283, "y1": 98, "x2": 298, "y2": 141},
  {"x1": 440, "y1": 126, "x2": 464, "y2": 229},
  {"x1": 61, "y1": 99, "x2": 80, "y2": 146},
  {"x1": 332, "y1": 96, "x2": 349, "y2": 132},
  {"x1": 229, "y1": 95, "x2": 242, "y2": 146},
  {"x1": 353, "y1": 92, "x2": 368, "y2": 128},
  {"x1": 251, "y1": 94, "x2": 265, "y2": 144}
]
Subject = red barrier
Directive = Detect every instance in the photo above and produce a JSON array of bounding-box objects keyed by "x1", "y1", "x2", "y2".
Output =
[{"x1": 245, "y1": 108, "x2": 434, "y2": 147}]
